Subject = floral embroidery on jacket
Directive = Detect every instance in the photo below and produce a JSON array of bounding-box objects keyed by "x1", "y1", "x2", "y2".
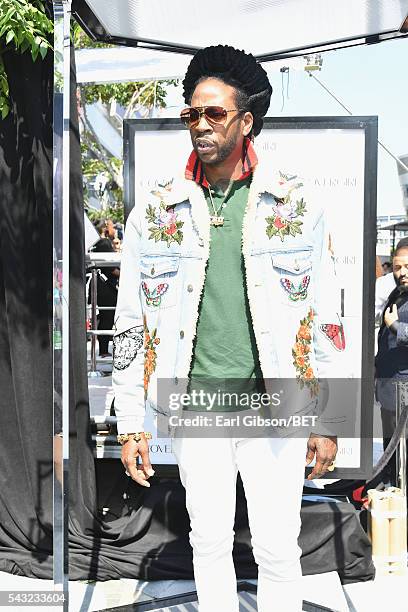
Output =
[
  {"x1": 292, "y1": 308, "x2": 319, "y2": 397},
  {"x1": 146, "y1": 201, "x2": 184, "y2": 246},
  {"x1": 141, "y1": 281, "x2": 169, "y2": 307},
  {"x1": 265, "y1": 171, "x2": 306, "y2": 242},
  {"x1": 143, "y1": 316, "x2": 160, "y2": 397}
]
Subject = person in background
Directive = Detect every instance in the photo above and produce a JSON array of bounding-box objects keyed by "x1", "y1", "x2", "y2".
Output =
[
  {"x1": 375, "y1": 240, "x2": 408, "y2": 488},
  {"x1": 382, "y1": 261, "x2": 392, "y2": 275},
  {"x1": 115, "y1": 222, "x2": 124, "y2": 241},
  {"x1": 92, "y1": 217, "x2": 116, "y2": 247},
  {"x1": 374, "y1": 241, "x2": 408, "y2": 326},
  {"x1": 89, "y1": 218, "x2": 119, "y2": 357},
  {"x1": 112, "y1": 235, "x2": 122, "y2": 253}
]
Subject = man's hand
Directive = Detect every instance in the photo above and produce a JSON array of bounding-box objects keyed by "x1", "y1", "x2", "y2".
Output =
[
  {"x1": 305, "y1": 434, "x2": 337, "y2": 480},
  {"x1": 384, "y1": 303, "x2": 398, "y2": 328},
  {"x1": 121, "y1": 434, "x2": 155, "y2": 487}
]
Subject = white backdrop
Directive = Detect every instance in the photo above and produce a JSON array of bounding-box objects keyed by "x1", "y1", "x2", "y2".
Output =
[{"x1": 129, "y1": 122, "x2": 371, "y2": 470}]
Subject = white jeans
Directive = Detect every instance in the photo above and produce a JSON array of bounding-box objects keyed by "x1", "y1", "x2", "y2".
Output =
[{"x1": 172, "y1": 434, "x2": 307, "y2": 612}]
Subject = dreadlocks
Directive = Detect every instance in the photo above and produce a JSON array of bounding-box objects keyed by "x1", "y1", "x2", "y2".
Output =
[{"x1": 182, "y1": 45, "x2": 272, "y2": 138}]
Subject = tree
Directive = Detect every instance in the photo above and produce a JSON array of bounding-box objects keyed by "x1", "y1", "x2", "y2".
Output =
[
  {"x1": 0, "y1": 0, "x2": 53, "y2": 118},
  {"x1": 0, "y1": 8, "x2": 178, "y2": 219},
  {"x1": 73, "y1": 23, "x2": 178, "y2": 218}
]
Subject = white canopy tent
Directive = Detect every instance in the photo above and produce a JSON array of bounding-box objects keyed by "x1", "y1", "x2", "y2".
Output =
[
  {"x1": 73, "y1": 0, "x2": 408, "y2": 60},
  {"x1": 75, "y1": 47, "x2": 191, "y2": 84},
  {"x1": 75, "y1": 46, "x2": 310, "y2": 84},
  {"x1": 53, "y1": 1, "x2": 408, "y2": 600}
]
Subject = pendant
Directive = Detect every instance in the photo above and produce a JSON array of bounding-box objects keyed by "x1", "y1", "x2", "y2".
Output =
[{"x1": 210, "y1": 215, "x2": 224, "y2": 227}]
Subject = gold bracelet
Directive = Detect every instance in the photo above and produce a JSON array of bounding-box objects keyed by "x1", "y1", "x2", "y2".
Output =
[{"x1": 117, "y1": 432, "x2": 153, "y2": 445}]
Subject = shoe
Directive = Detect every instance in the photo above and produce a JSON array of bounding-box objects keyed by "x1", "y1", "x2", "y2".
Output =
[{"x1": 99, "y1": 353, "x2": 112, "y2": 358}]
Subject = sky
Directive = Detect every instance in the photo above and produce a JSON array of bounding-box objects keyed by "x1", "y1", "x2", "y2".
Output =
[{"x1": 163, "y1": 37, "x2": 408, "y2": 217}]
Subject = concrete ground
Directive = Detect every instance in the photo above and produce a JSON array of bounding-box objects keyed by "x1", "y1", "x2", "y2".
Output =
[{"x1": 1, "y1": 568, "x2": 408, "y2": 612}]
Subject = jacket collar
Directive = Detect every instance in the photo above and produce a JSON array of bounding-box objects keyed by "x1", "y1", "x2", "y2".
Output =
[
  {"x1": 156, "y1": 144, "x2": 302, "y2": 207},
  {"x1": 250, "y1": 161, "x2": 304, "y2": 201},
  {"x1": 151, "y1": 149, "x2": 305, "y2": 253}
]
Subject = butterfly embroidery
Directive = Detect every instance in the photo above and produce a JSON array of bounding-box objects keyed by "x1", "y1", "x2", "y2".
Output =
[
  {"x1": 280, "y1": 275, "x2": 310, "y2": 302},
  {"x1": 150, "y1": 179, "x2": 174, "y2": 198},
  {"x1": 319, "y1": 323, "x2": 346, "y2": 351},
  {"x1": 142, "y1": 281, "x2": 169, "y2": 307}
]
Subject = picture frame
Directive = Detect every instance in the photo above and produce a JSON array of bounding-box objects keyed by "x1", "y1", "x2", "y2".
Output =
[{"x1": 123, "y1": 116, "x2": 378, "y2": 478}]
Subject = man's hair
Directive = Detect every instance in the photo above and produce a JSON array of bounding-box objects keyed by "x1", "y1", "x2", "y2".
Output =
[
  {"x1": 394, "y1": 237, "x2": 408, "y2": 256},
  {"x1": 93, "y1": 218, "x2": 110, "y2": 235},
  {"x1": 182, "y1": 45, "x2": 272, "y2": 138}
]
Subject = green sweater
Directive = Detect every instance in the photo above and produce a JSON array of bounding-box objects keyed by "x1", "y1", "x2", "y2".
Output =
[{"x1": 188, "y1": 175, "x2": 263, "y2": 411}]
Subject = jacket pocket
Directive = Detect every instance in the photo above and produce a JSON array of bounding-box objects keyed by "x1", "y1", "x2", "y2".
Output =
[
  {"x1": 140, "y1": 255, "x2": 180, "y2": 310},
  {"x1": 271, "y1": 250, "x2": 312, "y2": 307}
]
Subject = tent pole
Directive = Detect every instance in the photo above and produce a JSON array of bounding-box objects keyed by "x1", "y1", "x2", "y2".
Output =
[{"x1": 52, "y1": 1, "x2": 71, "y2": 607}]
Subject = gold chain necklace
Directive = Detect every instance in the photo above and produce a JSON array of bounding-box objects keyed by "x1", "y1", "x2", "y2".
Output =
[{"x1": 206, "y1": 181, "x2": 233, "y2": 227}]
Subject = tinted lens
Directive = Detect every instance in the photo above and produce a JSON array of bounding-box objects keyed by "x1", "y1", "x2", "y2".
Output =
[
  {"x1": 180, "y1": 108, "x2": 199, "y2": 127},
  {"x1": 205, "y1": 106, "x2": 227, "y2": 123},
  {"x1": 180, "y1": 106, "x2": 229, "y2": 128}
]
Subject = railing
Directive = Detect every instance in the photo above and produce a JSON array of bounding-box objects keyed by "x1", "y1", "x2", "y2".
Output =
[
  {"x1": 85, "y1": 253, "x2": 121, "y2": 376},
  {"x1": 396, "y1": 382, "x2": 408, "y2": 493}
]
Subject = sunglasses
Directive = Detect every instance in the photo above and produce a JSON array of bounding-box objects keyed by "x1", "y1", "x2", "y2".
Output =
[{"x1": 180, "y1": 106, "x2": 246, "y2": 128}]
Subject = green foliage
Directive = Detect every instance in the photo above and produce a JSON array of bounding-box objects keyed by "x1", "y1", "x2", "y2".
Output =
[
  {"x1": 86, "y1": 204, "x2": 124, "y2": 225},
  {"x1": 71, "y1": 20, "x2": 114, "y2": 50},
  {"x1": 82, "y1": 80, "x2": 177, "y2": 109},
  {"x1": 73, "y1": 23, "x2": 179, "y2": 216},
  {"x1": 0, "y1": 0, "x2": 53, "y2": 118},
  {"x1": 71, "y1": 22, "x2": 178, "y2": 109},
  {"x1": 0, "y1": 3, "x2": 177, "y2": 224},
  {"x1": 81, "y1": 150, "x2": 121, "y2": 179},
  {"x1": 0, "y1": 56, "x2": 9, "y2": 119}
]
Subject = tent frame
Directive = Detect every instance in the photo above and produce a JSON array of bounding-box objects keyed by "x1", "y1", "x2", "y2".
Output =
[{"x1": 71, "y1": 0, "x2": 408, "y2": 60}]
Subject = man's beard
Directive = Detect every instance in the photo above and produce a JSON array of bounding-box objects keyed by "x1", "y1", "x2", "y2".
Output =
[
  {"x1": 193, "y1": 131, "x2": 241, "y2": 166},
  {"x1": 395, "y1": 274, "x2": 408, "y2": 291}
]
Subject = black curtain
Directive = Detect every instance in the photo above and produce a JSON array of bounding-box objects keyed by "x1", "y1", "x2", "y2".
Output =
[
  {"x1": 0, "y1": 23, "x2": 101, "y2": 577},
  {"x1": 0, "y1": 33, "x2": 375, "y2": 585},
  {"x1": 0, "y1": 44, "x2": 54, "y2": 577}
]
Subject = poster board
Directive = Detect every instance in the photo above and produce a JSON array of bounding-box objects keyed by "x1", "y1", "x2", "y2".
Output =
[{"x1": 123, "y1": 116, "x2": 378, "y2": 478}]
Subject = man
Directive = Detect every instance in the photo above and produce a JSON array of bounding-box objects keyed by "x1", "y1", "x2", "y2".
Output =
[
  {"x1": 382, "y1": 261, "x2": 392, "y2": 275},
  {"x1": 89, "y1": 218, "x2": 119, "y2": 357},
  {"x1": 376, "y1": 241, "x2": 408, "y2": 488},
  {"x1": 113, "y1": 45, "x2": 339, "y2": 612},
  {"x1": 375, "y1": 268, "x2": 396, "y2": 326},
  {"x1": 374, "y1": 240, "x2": 408, "y2": 328}
]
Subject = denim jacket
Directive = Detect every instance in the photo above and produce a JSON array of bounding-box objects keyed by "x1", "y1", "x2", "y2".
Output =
[{"x1": 112, "y1": 159, "x2": 344, "y2": 435}]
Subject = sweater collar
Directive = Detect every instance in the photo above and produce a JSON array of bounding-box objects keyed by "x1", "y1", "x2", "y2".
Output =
[{"x1": 184, "y1": 137, "x2": 258, "y2": 188}]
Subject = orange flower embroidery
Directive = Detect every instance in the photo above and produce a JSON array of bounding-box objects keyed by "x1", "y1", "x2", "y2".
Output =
[
  {"x1": 143, "y1": 316, "x2": 160, "y2": 397},
  {"x1": 292, "y1": 308, "x2": 319, "y2": 397},
  {"x1": 297, "y1": 325, "x2": 311, "y2": 341},
  {"x1": 294, "y1": 342, "x2": 309, "y2": 357}
]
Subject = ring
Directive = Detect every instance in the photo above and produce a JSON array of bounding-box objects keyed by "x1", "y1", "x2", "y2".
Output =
[
  {"x1": 125, "y1": 470, "x2": 130, "y2": 477},
  {"x1": 327, "y1": 462, "x2": 336, "y2": 472}
]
